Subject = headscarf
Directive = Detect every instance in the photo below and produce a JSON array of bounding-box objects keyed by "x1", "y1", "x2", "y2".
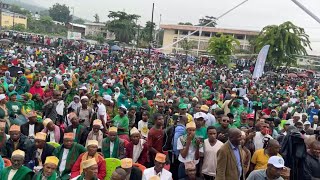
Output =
[
  {"x1": 29, "y1": 81, "x2": 44, "y2": 97},
  {"x1": 40, "y1": 76, "x2": 49, "y2": 88},
  {"x1": 0, "y1": 77, "x2": 8, "y2": 92}
]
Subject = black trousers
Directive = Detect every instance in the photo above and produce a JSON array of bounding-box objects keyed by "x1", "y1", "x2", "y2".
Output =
[{"x1": 203, "y1": 174, "x2": 215, "y2": 180}]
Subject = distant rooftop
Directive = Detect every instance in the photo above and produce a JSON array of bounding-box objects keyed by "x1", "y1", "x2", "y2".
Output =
[
  {"x1": 1, "y1": 9, "x2": 27, "y2": 18},
  {"x1": 84, "y1": 22, "x2": 106, "y2": 26},
  {"x1": 69, "y1": 22, "x2": 86, "y2": 29},
  {"x1": 160, "y1": 24, "x2": 259, "y2": 36}
]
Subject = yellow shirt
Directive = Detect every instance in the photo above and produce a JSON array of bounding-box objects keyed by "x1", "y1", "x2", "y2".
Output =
[{"x1": 251, "y1": 149, "x2": 281, "y2": 170}]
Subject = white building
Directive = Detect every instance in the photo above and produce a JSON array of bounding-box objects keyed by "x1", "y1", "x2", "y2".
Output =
[{"x1": 84, "y1": 22, "x2": 115, "y2": 40}]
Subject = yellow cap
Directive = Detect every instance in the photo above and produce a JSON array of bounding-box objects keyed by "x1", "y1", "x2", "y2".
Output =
[
  {"x1": 121, "y1": 158, "x2": 133, "y2": 169},
  {"x1": 35, "y1": 132, "x2": 47, "y2": 141},
  {"x1": 86, "y1": 140, "x2": 98, "y2": 147},
  {"x1": 186, "y1": 122, "x2": 196, "y2": 129},
  {"x1": 149, "y1": 175, "x2": 160, "y2": 180},
  {"x1": 64, "y1": 133, "x2": 74, "y2": 139},
  {"x1": 12, "y1": 149, "x2": 25, "y2": 158},
  {"x1": 109, "y1": 127, "x2": 118, "y2": 133},
  {"x1": 0, "y1": 121, "x2": 6, "y2": 128},
  {"x1": 155, "y1": 153, "x2": 166, "y2": 163},
  {"x1": 130, "y1": 127, "x2": 140, "y2": 135},
  {"x1": 93, "y1": 119, "x2": 102, "y2": 126},
  {"x1": 44, "y1": 156, "x2": 59, "y2": 166},
  {"x1": 9, "y1": 125, "x2": 20, "y2": 132},
  {"x1": 43, "y1": 118, "x2": 52, "y2": 127},
  {"x1": 200, "y1": 105, "x2": 209, "y2": 112},
  {"x1": 81, "y1": 158, "x2": 97, "y2": 169}
]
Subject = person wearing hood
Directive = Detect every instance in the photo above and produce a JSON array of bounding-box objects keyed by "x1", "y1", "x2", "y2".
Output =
[{"x1": 40, "y1": 76, "x2": 49, "y2": 88}]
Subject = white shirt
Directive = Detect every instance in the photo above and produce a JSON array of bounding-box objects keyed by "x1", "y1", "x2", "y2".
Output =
[
  {"x1": 73, "y1": 128, "x2": 77, "y2": 135},
  {"x1": 253, "y1": 132, "x2": 273, "y2": 150},
  {"x1": 202, "y1": 139, "x2": 223, "y2": 176},
  {"x1": 97, "y1": 103, "x2": 107, "y2": 127},
  {"x1": 177, "y1": 136, "x2": 203, "y2": 164},
  {"x1": 8, "y1": 169, "x2": 18, "y2": 180},
  {"x1": 142, "y1": 167, "x2": 172, "y2": 180},
  {"x1": 110, "y1": 142, "x2": 114, "y2": 157},
  {"x1": 206, "y1": 113, "x2": 216, "y2": 127},
  {"x1": 29, "y1": 124, "x2": 35, "y2": 137},
  {"x1": 59, "y1": 149, "x2": 69, "y2": 173},
  {"x1": 49, "y1": 131, "x2": 55, "y2": 142},
  {"x1": 132, "y1": 139, "x2": 146, "y2": 163}
]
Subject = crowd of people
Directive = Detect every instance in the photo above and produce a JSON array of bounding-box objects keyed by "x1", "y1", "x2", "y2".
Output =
[{"x1": 0, "y1": 40, "x2": 319, "y2": 180}]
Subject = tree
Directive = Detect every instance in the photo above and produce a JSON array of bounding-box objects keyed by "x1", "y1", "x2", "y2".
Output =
[
  {"x1": 73, "y1": 18, "x2": 85, "y2": 24},
  {"x1": 94, "y1": 14, "x2": 100, "y2": 23},
  {"x1": 106, "y1": 11, "x2": 140, "y2": 43},
  {"x1": 207, "y1": 34, "x2": 240, "y2": 65},
  {"x1": 178, "y1": 22, "x2": 193, "y2": 26},
  {"x1": 13, "y1": 24, "x2": 26, "y2": 31},
  {"x1": 49, "y1": 3, "x2": 71, "y2": 23},
  {"x1": 9, "y1": 5, "x2": 30, "y2": 15},
  {"x1": 180, "y1": 39, "x2": 196, "y2": 57},
  {"x1": 254, "y1": 21, "x2": 311, "y2": 66},
  {"x1": 198, "y1": 16, "x2": 217, "y2": 27}
]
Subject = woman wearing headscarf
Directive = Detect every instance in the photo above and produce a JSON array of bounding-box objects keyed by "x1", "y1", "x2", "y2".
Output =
[
  {"x1": 6, "y1": 92, "x2": 26, "y2": 125},
  {"x1": 0, "y1": 78, "x2": 8, "y2": 92},
  {"x1": 4, "y1": 71, "x2": 13, "y2": 85},
  {"x1": 16, "y1": 75, "x2": 30, "y2": 95},
  {"x1": 40, "y1": 76, "x2": 49, "y2": 88},
  {"x1": 43, "y1": 83, "x2": 55, "y2": 102},
  {"x1": 21, "y1": 92, "x2": 35, "y2": 115},
  {"x1": 67, "y1": 95, "x2": 81, "y2": 112},
  {"x1": 0, "y1": 94, "x2": 9, "y2": 127},
  {"x1": 29, "y1": 81, "x2": 44, "y2": 97}
]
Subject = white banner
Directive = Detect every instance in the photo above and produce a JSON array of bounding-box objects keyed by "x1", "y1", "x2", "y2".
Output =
[
  {"x1": 252, "y1": 45, "x2": 270, "y2": 79},
  {"x1": 67, "y1": 31, "x2": 82, "y2": 40}
]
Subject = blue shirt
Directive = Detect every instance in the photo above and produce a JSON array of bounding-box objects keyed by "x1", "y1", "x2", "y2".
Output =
[
  {"x1": 309, "y1": 108, "x2": 319, "y2": 123},
  {"x1": 230, "y1": 142, "x2": 242, "y2": 180},
  {"x1": 173, "y1": 124, "x2": 186, "y2": 156}
]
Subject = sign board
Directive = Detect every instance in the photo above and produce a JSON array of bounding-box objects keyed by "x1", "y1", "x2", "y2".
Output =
[{"x1": 67, "y1": 31, "x2": 82, "y2": 40}]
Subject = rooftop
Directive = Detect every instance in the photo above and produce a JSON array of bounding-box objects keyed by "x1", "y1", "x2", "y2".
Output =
[
  {"x1": 84, "y1": 22, "x2": 106, "y2": 26},
  {"x1": 160, "y1": 24, "x2": 260, "y2": 36},
  {"x1": 69, "y1": 22, "x2": 86, "y2": 29},
  {"x1": 1, "y1": 9, "x2": 27, "y2": 18}
]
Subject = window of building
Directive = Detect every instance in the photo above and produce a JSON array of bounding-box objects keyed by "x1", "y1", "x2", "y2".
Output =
[
  {"x1": 235, "y1": 34, "x2": 245, "y2": 40},
  {"x1": 203, "y1": 31, "x2": 211, "y2": 37},
  {"x1": 173, "y1": 38, "x2": 177, "y2": 47},
  {"x1": 181, "y1": 30, "x2": 189, "y2": 35},
  {"x1": 174, "y1": 30, "x2": 178, "y2": 34},
  {"x1": 193, "y1": 32, "x2": 199, "y2": 36}
]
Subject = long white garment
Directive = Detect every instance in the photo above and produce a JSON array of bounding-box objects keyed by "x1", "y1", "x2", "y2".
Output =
[
  {"x1": 8, "y1": 169, "x2": 18, "y2": 180},
  {"x1": 59, "y1": 149, "x2": 69, "y2": 173},
  {"x1": 29, "y1": 124, "x2": 35, "y2": 137}
]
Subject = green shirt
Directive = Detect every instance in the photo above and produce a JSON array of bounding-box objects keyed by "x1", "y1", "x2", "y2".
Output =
[
  {"x1": 196, "y1": 127, "x2": 208, "y2": 140},
  {"x1": 230, "y1": 105, "x2": 245, "y2": 122},
  {"x1": 112, "y1": 115, "x2": 129, "y2": 135},
  {"x1": 233, "y1": 121, "x2": 249, "y2": 129}
]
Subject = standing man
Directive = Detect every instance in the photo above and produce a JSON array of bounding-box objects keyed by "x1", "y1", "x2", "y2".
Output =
[
  {"x1": 202, "y1": 126, "x2": 223, "y2": 180},
  {"x1": 303, "y1": 141, "x2": 320, "y2": 179},
  {"x1": 216, "y1": 128, "x2": 245, "y2": 180},
  {"x1": 142, "y1": 153, "x2": 172, "y2": 180},
  {"x1": 0, "y1": 150, "x2": 34, "y2": 180},
  {"x1": 53, "y1": 133, "x2": 86, "y2": 180},
  {"x1": 65, "y1": 113, "x2": 88, "y2": 146},
  {"x1": 32, "y1": 156, "x2": 59, "y2": 180}
]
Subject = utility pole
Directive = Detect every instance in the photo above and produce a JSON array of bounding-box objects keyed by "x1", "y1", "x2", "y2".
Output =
[
  {"x1": 71, "y1": 7, "x2": 75, "y2": 32},
  {"x1": 148, "y1": 3, "x2": 154, "y2": 58},
  {"x1": 12, "y1": 12, "x2": 15, "y2": 30}
]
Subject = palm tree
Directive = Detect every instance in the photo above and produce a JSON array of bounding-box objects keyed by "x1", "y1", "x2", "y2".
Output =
[{"x1": 254, "y1": 21, "x2": 311, "y2": 66}]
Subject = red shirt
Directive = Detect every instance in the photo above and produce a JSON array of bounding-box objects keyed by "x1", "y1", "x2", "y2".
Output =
[{"x1": 147, "y1": 127, "x2": 164, "y2": 158}]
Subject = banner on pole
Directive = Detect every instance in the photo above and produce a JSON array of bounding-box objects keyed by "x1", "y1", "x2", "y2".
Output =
[{"x1": 252, "y1": 45, "x2": 270, "y2": 79}]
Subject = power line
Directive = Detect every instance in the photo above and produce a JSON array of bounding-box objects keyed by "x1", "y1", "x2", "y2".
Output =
[{"x1": 157, "y1": 0, "x2": 249, "y2": 50}]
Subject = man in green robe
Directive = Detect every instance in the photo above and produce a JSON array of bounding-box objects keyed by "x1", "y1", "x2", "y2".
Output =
[
  {"x1": 0, "y1": 149, "x2": 34, "y2": 180},
  {"x1": 53, "y1": 133, "x2": 86, "y2": 180},
  {"x1": 32, "y1": 156, "x2": 59, "y2": 180}
]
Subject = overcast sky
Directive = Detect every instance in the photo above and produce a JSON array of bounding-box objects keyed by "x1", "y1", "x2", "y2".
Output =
[{"x1": 34, "y1": 0, "x2": 320, "y2": 55}]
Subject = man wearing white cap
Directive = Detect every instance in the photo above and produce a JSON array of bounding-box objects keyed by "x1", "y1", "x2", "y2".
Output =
[
  {"x1": 0, "y1": 149, "x2": 34, "y2": 180},
  {"x1": 125, "y1": 127, "x2": 148, "y2": 165},
  {"x1": 247, "y1": 156, "x2": 286, "y2": 180},
  {"x1": 77, "y1": 95, "x2": 94, "y2": 128}
]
